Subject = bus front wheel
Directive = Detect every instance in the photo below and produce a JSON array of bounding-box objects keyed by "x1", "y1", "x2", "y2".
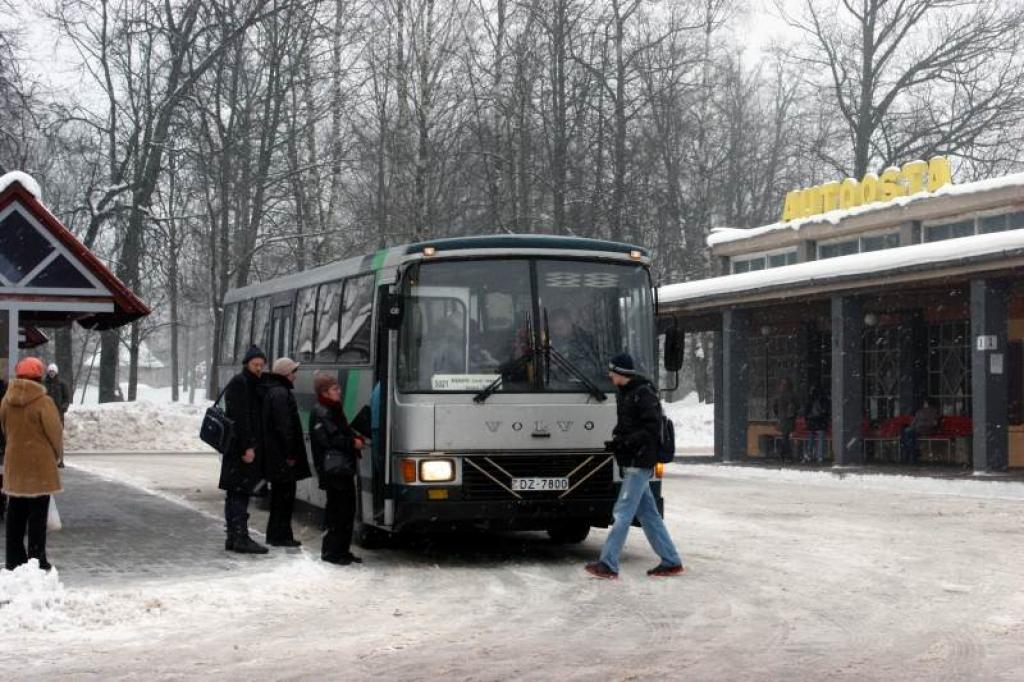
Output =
[{"x1": 547, "y1": 522, "x2": 591, "y2": 544}]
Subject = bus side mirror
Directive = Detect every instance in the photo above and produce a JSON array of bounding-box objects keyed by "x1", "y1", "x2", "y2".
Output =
[
  {"x1": 384, "y1": 293, "x2": 404, "y2": 329},
  {"x1": 664, "y1": 326, "x2": 684, "y2": 373}
]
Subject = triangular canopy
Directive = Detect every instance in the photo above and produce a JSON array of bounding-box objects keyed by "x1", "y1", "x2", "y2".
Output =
[{"x1": 0, "y1": 173, "x2": 150, "y2": 330}]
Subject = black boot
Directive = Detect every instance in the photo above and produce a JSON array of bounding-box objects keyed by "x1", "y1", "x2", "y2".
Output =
[
  {"x1": 230, "y1": 525, "x2": 268, "y2": 555},
  {"x1": 225, "y1": 529, "x2": 235, "y2": 551}
]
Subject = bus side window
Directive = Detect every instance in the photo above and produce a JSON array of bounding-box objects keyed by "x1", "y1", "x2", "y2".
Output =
[
  {"x1": 315, "y1": 281, "x2": 343, "y2": 362},
  {"x1": 294, "y1": 286, "x2": 317, "y2": 363},
  {"x1": 221, "y1": 303, "x2": 238, "y2": 364},
  {"x1": 235, "y1": 299, "x2": 254, "y2": 360},
  {"x1": 339, "y1": 274, "x2": 374, "y2": 365}
]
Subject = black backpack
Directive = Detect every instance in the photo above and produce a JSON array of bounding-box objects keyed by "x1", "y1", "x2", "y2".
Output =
[{"x1": 641, "y1": 385, "x2": 676, "y2": 463}]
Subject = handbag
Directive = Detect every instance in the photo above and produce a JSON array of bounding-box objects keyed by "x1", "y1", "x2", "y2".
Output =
[
  {"x1": 323, "y1": 449, "x2": 354, "y2": 477},
  {"x1": 200, "y1": 384, "x2": 235, "y2": 455}
]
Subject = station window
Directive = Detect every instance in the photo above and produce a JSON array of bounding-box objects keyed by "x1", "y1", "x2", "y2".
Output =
[
  {"x1": 924, "y1": 220, "x2": 975, "y2": 243},
  {"x1": 732, "y1": 250, "x2": 795, "y2": 273},
  {"x1": 818, "y1": 239, "x2": 858, "y2": 259},
  {"x1": 927, "y1": 320, "x2": 971, "y2": 416},
  {"x1": 860, "y1": 232, "x2": 900, "y2": 253}
]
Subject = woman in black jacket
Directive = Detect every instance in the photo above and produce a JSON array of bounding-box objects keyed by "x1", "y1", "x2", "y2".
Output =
[
  {"x1": 261, "y1": 357, "x2": 313, "y2": 546},
  {"x1": 309, "y1": 372, "x2": 364, "y2": 565},
  {"x1": 219, "y1": 345, "x2": 269, "y2": 554}
]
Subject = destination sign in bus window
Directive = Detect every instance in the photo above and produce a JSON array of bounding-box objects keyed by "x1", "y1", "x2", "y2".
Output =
[{"x1": 431, "y1": 374, "x2": 501, "y2": 391}]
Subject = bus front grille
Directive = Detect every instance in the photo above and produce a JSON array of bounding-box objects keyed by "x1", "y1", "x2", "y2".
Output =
[{"x1": 461, "y1": 454, "x2": 615, "y2": 501}]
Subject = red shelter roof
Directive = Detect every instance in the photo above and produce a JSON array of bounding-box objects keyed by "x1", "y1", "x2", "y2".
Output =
[{"x1": 0, "y1": 176, "x2": 150, "y2": 330}]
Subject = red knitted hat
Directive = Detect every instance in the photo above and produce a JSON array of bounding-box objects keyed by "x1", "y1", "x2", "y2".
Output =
[{"x1": 15, "y1": 356, "x2": 45, "y2": 379}]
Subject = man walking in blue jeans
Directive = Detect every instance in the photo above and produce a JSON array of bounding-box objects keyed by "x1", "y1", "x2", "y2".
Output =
[{"x1": 585, "y1": 353, "x2": 684, "y2": 579}]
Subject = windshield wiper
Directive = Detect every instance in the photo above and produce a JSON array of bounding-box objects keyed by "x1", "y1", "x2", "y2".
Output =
[
  {"x1": 541, "y1": 308, "x2": 607, "y2": 402},
  {"x1": 545, "y1": 343, "x2": 608, "y2": 402},
  {"x1": 473, "y1": 347, "x2": 536, "y2": 404}
]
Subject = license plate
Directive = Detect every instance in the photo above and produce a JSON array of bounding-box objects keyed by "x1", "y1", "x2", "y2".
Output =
[{"x1": 511, "y1": 477, "x2": 569, "y2": 491}]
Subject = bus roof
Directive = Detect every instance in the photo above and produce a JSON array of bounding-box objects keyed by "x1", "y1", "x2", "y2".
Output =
[
  {"x1": 223, "y1": 234, "x2": 647, "y2": 304},
  {"x1": 405, "y1": 234, "x2": 646, "y2": 256}
]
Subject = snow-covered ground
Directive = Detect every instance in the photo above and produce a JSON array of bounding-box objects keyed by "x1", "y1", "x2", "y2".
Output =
[{"x1": 2, "y1": 455, "x2": 1022, "y2": 679}]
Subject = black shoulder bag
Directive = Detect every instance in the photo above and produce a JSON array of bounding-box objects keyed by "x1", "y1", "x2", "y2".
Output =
[{"x1": 200, "y1": 384, "x2": 235, "y2": 455}]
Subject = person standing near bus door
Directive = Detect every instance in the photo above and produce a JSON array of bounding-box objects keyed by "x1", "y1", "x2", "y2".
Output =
[
  {"x1": 44, "y1": 364, "x2": 71, "y2": 425},
  {"x1": 309, "y1": 373, "x2": 364, "y2": 565},
  {"x1": 219, "y1": 345, "x2": 269, "y2": 555},
  {"x1": 585, "y1": 353, "x2": 684, "y2": 579},
  {"x1": 261, "y1": 357, "x2": 312, "y2": 547}
]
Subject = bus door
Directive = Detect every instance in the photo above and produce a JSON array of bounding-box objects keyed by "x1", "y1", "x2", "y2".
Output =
[
  {"x1": 371, "y1": 284, "x2": 390, "y2": 524},
  {"x1": 269, "y1": 304, "x2": 293, "y2": 361}
]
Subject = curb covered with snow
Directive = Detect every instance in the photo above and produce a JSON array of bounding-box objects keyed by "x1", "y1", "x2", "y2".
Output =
[
  {"x1": 65, "y1": 400, "x2": 212, "y2": 453},
  {"x1": 676, "y1": 463, "x2": 1024, "y2": 500}
]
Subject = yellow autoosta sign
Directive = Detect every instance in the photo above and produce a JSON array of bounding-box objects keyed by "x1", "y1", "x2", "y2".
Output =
[{"x1": 782, "y1": 157, "x2": 953, "y2": 222}]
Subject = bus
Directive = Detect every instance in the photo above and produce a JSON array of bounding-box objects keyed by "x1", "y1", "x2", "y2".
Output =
[{"x1": 218, "y1": 235, "x2": 666, "y2": 546}]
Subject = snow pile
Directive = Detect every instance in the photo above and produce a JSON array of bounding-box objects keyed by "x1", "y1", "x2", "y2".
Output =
[
  {"x1": 0, "y1": 561, "x2": 68, "y2": 631},
  {"x1": 73, "y1": 382, "x2": 207, "y2": 405},
  {"x1": 0, "y1": 170, "x2": 42, "y2": 199},
  {"x1": 65, "y1": 400, "x2": 212, "y2": 453},
  {"x1": 664, "y1": 392, "x2": 714, "y2": 448}
]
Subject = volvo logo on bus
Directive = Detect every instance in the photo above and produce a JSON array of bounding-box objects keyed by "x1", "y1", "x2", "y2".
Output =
[{"x1": 483, "y1": 420, "x2": 580, "y2": 433}]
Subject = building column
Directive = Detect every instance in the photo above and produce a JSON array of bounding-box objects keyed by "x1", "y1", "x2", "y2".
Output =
[
  {"x1": 898, "y1": 309, "x2": 927, "y2": 415},
  {"x1": 831, "y1": 296, "x2": 864, "y2": 466},
  {"x1": 971, "y1": 278, "x2": 1010, "y2": 472},
  {"x1": 713, "y1": 330, "x2": 724, "y2": 461},
  {"x1": 721, "y1": 309, "x2": 749, "y2": 462}
]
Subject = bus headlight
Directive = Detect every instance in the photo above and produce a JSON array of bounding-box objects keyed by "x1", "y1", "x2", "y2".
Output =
[{"x1": 419, "y1": 458, "x2": 455, "y2": 482}]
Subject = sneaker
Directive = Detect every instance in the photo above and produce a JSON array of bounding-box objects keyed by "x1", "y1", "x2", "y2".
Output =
[
  {"x1": 647, "y1": 563, "x2": 685, "y2": 577},
  {"x1": 584, "y1": 561, "x2": 618, "y2": 579},
  {"x1": 268, "y1": 538, "x2": 302, "y2": 548}
]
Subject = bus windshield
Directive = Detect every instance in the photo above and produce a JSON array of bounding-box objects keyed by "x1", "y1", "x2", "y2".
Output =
[{"x1": 396, "y1": 258, "x2": 654, "y2": 394}]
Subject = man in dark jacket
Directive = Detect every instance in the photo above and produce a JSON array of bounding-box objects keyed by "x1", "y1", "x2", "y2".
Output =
[
  {"x1": 585, "y1": 353, "x2": 684, "y2": 579},
  {"x1": 773, "y1": 377, "x2": 798, "y2": 462},
  {"x1": 44, "y1": 364, "x2": 71, "y2": 424},
  {"x1": 219, "y1": 345, "x2": 269, "y2": 554},
  {"x1": 261, "y1": 357, "x2": 312, "y2": 547}
]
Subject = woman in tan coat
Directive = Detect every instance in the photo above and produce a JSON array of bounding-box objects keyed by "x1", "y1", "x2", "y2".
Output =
[{"x1": 2, "y1": 356, "x2": 63, "y2": 571}]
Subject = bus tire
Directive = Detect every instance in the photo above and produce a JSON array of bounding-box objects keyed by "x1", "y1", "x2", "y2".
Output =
[{"x1": 547, "y1": 522, "x2": 591, "y2": 544}]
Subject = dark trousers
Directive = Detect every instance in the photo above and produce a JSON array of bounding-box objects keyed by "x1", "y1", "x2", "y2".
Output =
[
  {"x1": 322, "y1": 477, "x2": 355, "y2": 561},
  {"x1": 6, "y1": 495, "x2": 50, "y2": 570},
  {"x1": 224, "y1": 490, "x2": 251, "y2": 533},
  {"x1": 900, "y1": 427, "x2": 919, "y2": 464},
  {"x1": 266, "y1": 479, "x2": 297, "y2": 543}
]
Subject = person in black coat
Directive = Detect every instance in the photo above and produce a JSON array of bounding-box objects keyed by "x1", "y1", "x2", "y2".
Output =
[
  {"x1": 261, "y1": 357, "x2": 312, "y2": 547},
  {"x1": 309, "y1": 372, "x2": 364, "y2": 565},
  {"x1": 219, "y1": 345, "x2": 269, "y2": 554},
  {"x1": 585, "y1": 353, "x2": 683, "y2": 580}
]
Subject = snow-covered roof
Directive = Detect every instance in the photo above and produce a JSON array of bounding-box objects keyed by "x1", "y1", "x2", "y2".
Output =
[
  {"x1": 709, "y1": 172, "x2": 1024, "y2": 248},
  {"x1": 0, "y1": 171, "x2": 42, "y2": 200},
  {"x1": 661, "y1": 228, "x2": 1024, "y2": 308}
]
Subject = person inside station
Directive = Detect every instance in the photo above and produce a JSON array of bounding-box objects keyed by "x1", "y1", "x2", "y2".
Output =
[
  {"x1": 44, "y1": 363, "x2": 71, "y2": 424},
  {"x1": 773, "y1": 377, "x2": 799, "y2": 462},
  {"x1": 804, "y1": 382, "x2": 830, "y2": 464},
  {"x1": 900, "y1": 399, "x2": 939, "y2": 465}
]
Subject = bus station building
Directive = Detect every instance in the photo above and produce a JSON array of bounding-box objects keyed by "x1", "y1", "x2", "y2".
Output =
[{"x1": 659, "y1": 165, "x2": 1024, "y2": 471}]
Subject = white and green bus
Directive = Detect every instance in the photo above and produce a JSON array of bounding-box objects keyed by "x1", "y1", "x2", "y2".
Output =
[{"x1": 218, "y1": 235, "x2": 666, "y2": 546}]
